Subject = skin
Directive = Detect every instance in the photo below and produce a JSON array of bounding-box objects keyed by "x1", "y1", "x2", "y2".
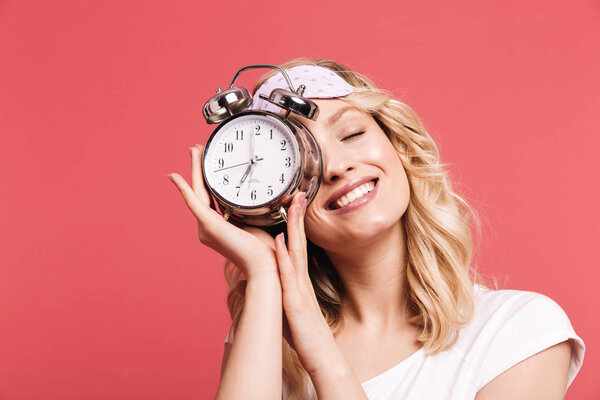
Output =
[
  {"x1": 293, "y1": 100, "x2": 572, "y2": 399},
  {"x1": 170, "y1": 98, "x2": 572, "y2": 399},
  {"x1": 296, "y1": 99, "x2": 414, "y2": 332}
]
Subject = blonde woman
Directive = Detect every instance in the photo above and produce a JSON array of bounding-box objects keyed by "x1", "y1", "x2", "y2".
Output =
[{"x1": 168, "y1": 58, "x2": 585, "y2": 399}]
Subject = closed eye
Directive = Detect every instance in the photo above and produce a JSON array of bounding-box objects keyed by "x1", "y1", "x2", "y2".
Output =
[{"x1": 343, "y1": 131, "x2": 365, "y2": 141}]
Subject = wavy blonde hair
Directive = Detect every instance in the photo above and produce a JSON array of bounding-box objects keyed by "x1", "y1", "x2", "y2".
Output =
[{"x1": 223, "y1": 57, "x2": 496, "y2": 399}]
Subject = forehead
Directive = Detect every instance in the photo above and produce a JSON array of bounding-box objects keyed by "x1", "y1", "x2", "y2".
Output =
[{"x1": 287, "y1": 98, "x2": 366, "y2": 128}]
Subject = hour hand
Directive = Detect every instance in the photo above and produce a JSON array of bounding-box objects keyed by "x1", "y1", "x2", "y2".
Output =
[
  {"x1": 239, "y1": 156, "x2": 263, "y2": 185},
  {"x1": 239, "y1": 163, "x2": 252, "y2": 185}
]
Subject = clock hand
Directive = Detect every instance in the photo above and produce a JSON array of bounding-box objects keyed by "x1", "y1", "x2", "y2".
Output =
[
  {"x1": 213, "y1": 160, "x2": 251, "y2": 173},
  {"x1": 240, "y1": 156, "x2": 264, "y2": 186},
  {"x1": 250, "y1": 127, "x2": 255, "y2": 163},
  {"x1": 247, "y1": 161, "x2": 255, "y2": 188},
  {"x1": 248, "y1": 129, "x2": 255, "y2": 188},
  {"x1": 239, "y1": 163, "x2": 252, "y2": 185}
]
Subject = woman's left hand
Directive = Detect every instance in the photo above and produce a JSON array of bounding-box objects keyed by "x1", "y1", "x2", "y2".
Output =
[{"x1": 274, "y1": 191, "x2": 340, "y2": 375}]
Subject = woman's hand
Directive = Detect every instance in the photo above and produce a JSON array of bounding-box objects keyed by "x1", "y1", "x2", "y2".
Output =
[
  {"x1": 167, "y1": 144, "x2": 278, "y2": 279},
  {"x1": 274, "y1": 192, "x2": 340, "y2": 375}
]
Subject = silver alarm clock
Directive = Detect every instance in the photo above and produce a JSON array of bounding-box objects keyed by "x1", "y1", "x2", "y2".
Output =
[{"x1": 202, "y1": 64, "x2": 323, "y2": 226}]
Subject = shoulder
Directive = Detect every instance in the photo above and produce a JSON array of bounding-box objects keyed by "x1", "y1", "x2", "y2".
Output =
[
  {"x1": 452, "y1": 284, "x2": 585, "y2": 392},
  {"x1": 471, "y1": 283, "x2": 572, "y2": 332}
]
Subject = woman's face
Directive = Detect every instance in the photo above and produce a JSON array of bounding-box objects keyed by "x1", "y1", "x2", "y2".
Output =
[{"x1": 290, "y1": 98, "x2": 410, "y2": 251}]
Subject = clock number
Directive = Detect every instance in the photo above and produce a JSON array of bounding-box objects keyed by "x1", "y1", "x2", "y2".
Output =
[
  {"x1": 284, "y1": 157, "x2": 291, "y2": 167},
  {"x1": 255, "y1": 125, "x2": 260, "y2": 135},
  {"x1": 280, "y1": 140, "x2": 286, "y2": 151},
  {"x1": 235, "y1": 130, "x2": 244, "y2": 140},
  {"x1": 267, "y1": 185, "x2": 273, "y2": 196},
  {"x1": 224, "y1": 142, "x2": 233, "y2": 152},
  {"x1": 279, "y1": 173, "x2": 285, "y2": 184},
  {"x1": 218, "y1": 158, "x2": 224, "y2": 169},
  {"x1": 250, "y1": 190, "x2": 257, "y2": 200},
  {"x1": 235, "y1": 185, "x2": 241, "y2": 197},
  {"x1": 223, "y1": 174, "x2": 229, "y2": 185},
  {"x1": 269, "y1": 129, "x2": 273, "y2": 139}
]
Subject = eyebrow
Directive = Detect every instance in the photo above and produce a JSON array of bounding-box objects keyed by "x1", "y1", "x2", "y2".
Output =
[{"x1": 326, "y1": 105, "x2": 360, "y2": 126}]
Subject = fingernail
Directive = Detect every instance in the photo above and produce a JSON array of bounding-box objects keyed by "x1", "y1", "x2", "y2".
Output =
[{"x1": 167, "y1": 174, "x2": 174, "y2": 181}]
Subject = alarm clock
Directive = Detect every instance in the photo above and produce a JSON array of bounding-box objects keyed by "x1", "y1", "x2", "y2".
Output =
[{"x1": 201, "y1": 64, "x2": 323, "y2": 226}]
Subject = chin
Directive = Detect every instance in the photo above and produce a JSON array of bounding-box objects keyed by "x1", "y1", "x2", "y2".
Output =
[
  {"x1": 321, "y1": 212, "x2": 401, "y2": 249},
  {"x1": 352, "y1": 213, "x2": 395, "y2": 237}
]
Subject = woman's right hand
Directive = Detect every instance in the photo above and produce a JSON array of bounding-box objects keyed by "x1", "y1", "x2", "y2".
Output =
[{"x1": 167, "y1": 144, "x2": 278, "y2": 279}]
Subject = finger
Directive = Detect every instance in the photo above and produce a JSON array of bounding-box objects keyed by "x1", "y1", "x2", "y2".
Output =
[
  {"x1": 169, "y1": 172, "x2": 263, "y2": 266},
  {"x1": 191, "y1": 144, "x2": 210, "y2": 205},
  {"x1": 167, "y1": 172, "x2": 209, "y2": 221},
  {"x1": 287, "y1": 192, "x2": 307, "y2": 274},
  {"x1": 299, "y1": 194, "x2": 308, "y2": 264},
  {"x1": 275, "y1": 233, "x2": 297, "y2": 290}
]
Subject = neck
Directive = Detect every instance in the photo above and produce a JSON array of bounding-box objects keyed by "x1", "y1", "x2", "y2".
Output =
[{"x1": 325, "y1": 220, "x2": 410, "y2": 333}]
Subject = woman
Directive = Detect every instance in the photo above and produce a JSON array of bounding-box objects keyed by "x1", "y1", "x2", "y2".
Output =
[{"x1": 168, "y1": 58, "x2": 585, "y2": 399}]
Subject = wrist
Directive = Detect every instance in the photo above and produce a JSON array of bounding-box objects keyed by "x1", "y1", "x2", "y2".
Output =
[
  {"x1": 245, "y1": 264, "x2": 280, "y2": 282},
  {"x1": 304, "y1": 336, "x2": 347, "y2": 375},
  {"x1": 309, "y1": 352, "x2": 356, "y2": 388}
]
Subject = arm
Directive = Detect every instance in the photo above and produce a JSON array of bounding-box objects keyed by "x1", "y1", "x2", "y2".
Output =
[
  {"x1": 167, "y1": 145, "x2": 284, "y2": 400},
  {"x1": 475, "y1": 340, "x2": 572, "y2": 400},
  {"x1": 272, "y1": 195, "x2": 368, "y2": 399},
  {"x1": 216, "y1": 270, "x2": 283, "y2": 400},
  {"x1": 308, "y1": 353, "x2": 368, "y2": 400}
]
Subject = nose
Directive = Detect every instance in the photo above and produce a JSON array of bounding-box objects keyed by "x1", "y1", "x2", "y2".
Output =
[{"x1": 322, "y1": 147, "x2": 355, "y2": 184}]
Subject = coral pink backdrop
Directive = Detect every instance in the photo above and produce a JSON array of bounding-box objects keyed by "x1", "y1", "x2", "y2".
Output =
[{"x1": 0, "y1": 1, "x2": 598, "y2": 399}]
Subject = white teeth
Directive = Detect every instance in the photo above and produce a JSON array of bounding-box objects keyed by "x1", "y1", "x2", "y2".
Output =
[{"x1": 333, "y1": 180, "x2": 376, "y2": 209}]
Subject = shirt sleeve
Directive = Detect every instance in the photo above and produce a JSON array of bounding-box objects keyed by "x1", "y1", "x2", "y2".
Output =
[{"x1": 472, "y1": 293, "x2": 585, "y2": 393}]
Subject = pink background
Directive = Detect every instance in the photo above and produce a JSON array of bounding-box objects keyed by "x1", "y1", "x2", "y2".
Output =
[{"x1": 1, "y1": 1, "x2": 598, "y2": 399}]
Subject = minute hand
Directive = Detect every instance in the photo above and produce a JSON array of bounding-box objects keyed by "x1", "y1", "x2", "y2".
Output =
[{"x1": 213, "y1": 161, "x2": 251, "y2": 173}]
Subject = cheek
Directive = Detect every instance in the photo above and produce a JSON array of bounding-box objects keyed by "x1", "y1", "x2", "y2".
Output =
[
  {"x1": 391, "y1": 166, "x2": 410, "y2": 219},
  {"x1": 367, "y1": 136, "x2": 410, "y2": 208},
  {"x1": 385, "y1": 155, "x2": 411, "y2": 218},
  {"x1": 301, "y1": 133, "x2": 411, "y2": 247},
  {"x1": 364, "y1": 136, "x2": 391, "y2": 161},
  {"x1": 303, "y1": 206, "x2": 326, "y2": 246}
]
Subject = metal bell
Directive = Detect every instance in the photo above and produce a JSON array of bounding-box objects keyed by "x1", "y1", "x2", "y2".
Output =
[
  {"x1": 203, "y1": 87, "x2": 253, "y2": 124},
  {"x1": 260, "y1": 87, "x2": 319, "y2": 121}
]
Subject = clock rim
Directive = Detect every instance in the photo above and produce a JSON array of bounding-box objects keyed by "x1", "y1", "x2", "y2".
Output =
[{"x1": 202, "y1": 110, "x2": 304, "y2": 214}]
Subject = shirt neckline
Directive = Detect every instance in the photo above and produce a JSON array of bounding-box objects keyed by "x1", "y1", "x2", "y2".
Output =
[
  {"x1": 359, "y1": 284, "x2": 486, "y2": 388},
  {"x1": 360, "y1": 346, "x2": 426, "y2": 387}
]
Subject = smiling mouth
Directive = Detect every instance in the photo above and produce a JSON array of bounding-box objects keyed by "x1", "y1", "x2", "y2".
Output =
[{"x1": 328, "y1": 179, "x2": 379, "y2": 210}]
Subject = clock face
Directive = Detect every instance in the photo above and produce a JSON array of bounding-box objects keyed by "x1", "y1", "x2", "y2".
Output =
[{"x1": 204, "y1": 113, "x2": 300, "y2": 208}]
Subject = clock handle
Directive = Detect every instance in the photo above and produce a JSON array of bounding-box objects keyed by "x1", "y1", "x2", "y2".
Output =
[{"x1": 278, "y1": 206, "x2": 288, "y2": 223}]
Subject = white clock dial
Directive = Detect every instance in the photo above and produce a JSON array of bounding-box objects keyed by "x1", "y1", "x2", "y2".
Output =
[{"x1": 204, "y1": 114, "x2": 299, "y2": 207}]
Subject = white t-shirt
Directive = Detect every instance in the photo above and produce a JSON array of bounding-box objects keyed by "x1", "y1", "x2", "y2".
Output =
[{"x1": 223, "y1": 284, "x2": 585, "y2": 399}]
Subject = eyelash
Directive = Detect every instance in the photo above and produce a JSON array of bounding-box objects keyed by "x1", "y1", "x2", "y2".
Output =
[{"x1": 343, "y1": 131, "x2": 365, "y2": 141}]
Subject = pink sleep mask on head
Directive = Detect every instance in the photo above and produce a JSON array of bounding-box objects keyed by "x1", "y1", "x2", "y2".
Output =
[{"x1": 248, "y1": 64, "x2": 356, "y2": 114}]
